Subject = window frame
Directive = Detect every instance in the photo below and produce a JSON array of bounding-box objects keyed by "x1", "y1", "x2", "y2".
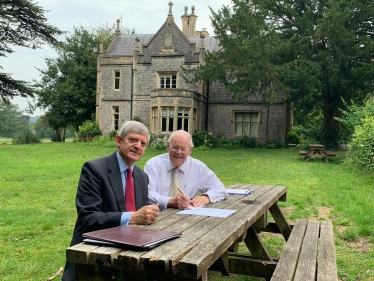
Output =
[
  {"x1": 158, "y1": 72, "x2": 178, "y2": 89},
  {"x1": 112, "y1": 106, "x2": 120, "y2": 131},
  {"x1": 113, "y1": 70, "x2": 121, "y2": 90},
  {"x1": 234, "y1": 111, "x2": 260, "y2": 138}
]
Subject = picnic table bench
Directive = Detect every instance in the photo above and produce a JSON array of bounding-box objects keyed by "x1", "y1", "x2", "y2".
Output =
[
  {"x1": 299, "y1": 144, "x2": 336, "y2": 163},
  {"x1": 271, "y1": 219, "x2": 338, "y2": 281}
]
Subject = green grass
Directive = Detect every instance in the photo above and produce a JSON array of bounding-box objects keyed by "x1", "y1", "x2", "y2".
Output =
[{"x1": 0, "y1": 143, "x2": 373, "y2": 281}]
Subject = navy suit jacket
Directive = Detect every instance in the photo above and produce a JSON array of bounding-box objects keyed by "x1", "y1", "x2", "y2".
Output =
[{"x1": 62, "y1": 152, "x2": 149, "y2": 281}]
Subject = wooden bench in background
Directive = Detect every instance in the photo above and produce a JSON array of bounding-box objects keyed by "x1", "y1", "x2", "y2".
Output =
[
  {"x1": 324, "y1": 151, "x2": 336, "y2": 157},
  {"x1": 271, "y1": 219, "x2": 338, "y2": 281},
  {"x1": 299, "y1": 150, "x2": 308, "y2": 156}
]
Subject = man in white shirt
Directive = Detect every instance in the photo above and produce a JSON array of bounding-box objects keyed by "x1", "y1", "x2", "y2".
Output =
[{"x1": 144, "y1": 130, "x2": 228, "y2": 210}]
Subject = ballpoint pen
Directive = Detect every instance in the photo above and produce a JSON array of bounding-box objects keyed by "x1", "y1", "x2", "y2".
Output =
[{"x1": 177, "y1": 187, "x2": 193, "y2": 206}]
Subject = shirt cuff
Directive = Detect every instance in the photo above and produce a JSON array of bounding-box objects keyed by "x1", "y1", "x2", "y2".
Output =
[{"x1": 120, "y1": 212, "x2": 131, "y2": 225}]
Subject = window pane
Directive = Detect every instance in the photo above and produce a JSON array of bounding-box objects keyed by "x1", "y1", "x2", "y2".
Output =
[
  {"x1": 251, "y1": 114, "x2": 258, "y2": 122},
  {"x1": 243, "y1": 114, "x2": 251, "y2": 121},
  {"x1": 243, "y1": 123, "x2": 249, "y2": 136},
  {"x1": 166, "y1": 77, "x2": 170, "y2": 88},
  {"x1": 161, "y1": 118, "x2": 166, "y2": 131},
  {"x1": 235, "y1": 122, "x2": 242, "y2": 135},
  {"x1": 250, "y1": 123, "x2": 257, "y2": 137},
  {"x1": 115, "y1": 71, "x2": 120, "y2": 77},
  {"x1": 177, "y1": 118, "x2": 182, "y2": 130},
  {"x1": 184, "y1": 110, "x2": 189, "y2": 116},
  {"x1": 114, "y1": 79, "x2": 120, "y2": 89},
  {"x1": 160, "y1": 76, "x2": 164, "y2": 88},
  {"x1": 162, "y1": 109, "x2": 167, "y2": 115},
  {"x1": 184, "y1": 119, "x2": 188, "y2": 131},
  {"x1": 178, "y1": 109, "x2": 182, "y2": 116},
  {"x1": 169, "y1": 109, "x2": 174, "y2": 116},
  {"x1": 168, "y1": 118, "x2": 174, "y2": 131},
  {"x1": 236, "y1": 114, "x2": 243, "y2": 121},
  {"x1": 172, "y1": 75, "x2": 176, "y2": 88}
]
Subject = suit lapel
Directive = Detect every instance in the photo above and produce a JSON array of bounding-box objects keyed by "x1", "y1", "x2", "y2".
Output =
[{"x1": 107, "y1": 152, "x2": 126, "y2": 212}]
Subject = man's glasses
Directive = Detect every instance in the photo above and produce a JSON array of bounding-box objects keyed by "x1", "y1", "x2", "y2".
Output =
[
  {"x1": 126, "y1": 138, "x2": 147, "y2": 148},
  {"x1": 170, "y1": 145, "x2": 189, "y2": 152}
]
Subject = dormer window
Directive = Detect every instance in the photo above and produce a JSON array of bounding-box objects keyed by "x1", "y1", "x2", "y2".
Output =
[{"x1": 158, "y1": 73, "x2": 177, "y2": 88}]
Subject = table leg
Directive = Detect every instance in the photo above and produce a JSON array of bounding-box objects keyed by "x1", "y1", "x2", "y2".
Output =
[
  {"x1": 244, "y1": 227, "x2": 273, "y2": 260},
  {"x1": 269, "y1": 203, "x2": 292, "y2": 241}
]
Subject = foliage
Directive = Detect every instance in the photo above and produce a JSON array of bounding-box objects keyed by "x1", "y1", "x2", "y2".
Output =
[
  {"x1": 192, "y1": 130, "x2": 214, "y2": 148},
  {"x1": 108, "y1": 130, "x2": 118, "y2": 139},
  {"x1": 316, "y1": 127, "x2": 343, "y2": 151},
  {"x1": 132, "y1": 115, "x2": 142, "y2": 122},
  {"x1": 344, "y1": 117, "x2": 374, "y2": 172},
  {"x1": 77, "y1": 120, "x2": 101, "y2": 141},
  {"x1": 34, "y1": 24, "x2": 135, "y2": 133},
  {"x1": 336, "y1": 95, "x2": 374, "y2": 143},
  {"x1": 12, "y1": 128, "x2": 40, "y2": 144},
  {"x1": 185, "y1": 0, "x2": 374, "y2": 149},
  {"x1": 0, "y1": 0, "x2": 63, "y2": 104},
  {"x1": 0, "y1": 100, "x2": 29, "y2": 137},
  {"x1": 148, "y1": 136, "x2": 168, "y2": 151},
  {"x1": 285, "y1": 131, "x2": 301, "y2": 144}
]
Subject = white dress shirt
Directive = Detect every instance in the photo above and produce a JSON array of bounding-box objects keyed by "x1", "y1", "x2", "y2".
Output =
[{"x1": 144, "y1": 153, "x2": 228, "y2": 210}]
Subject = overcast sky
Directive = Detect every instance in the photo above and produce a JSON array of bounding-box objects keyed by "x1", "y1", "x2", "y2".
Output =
[{"x1": 1, "y1": 0, "x2": 232, "y2": 115}]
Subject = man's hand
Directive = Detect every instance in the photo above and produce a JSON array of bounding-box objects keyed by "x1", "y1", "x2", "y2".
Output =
[
  {"x1": 191, "y1": 194, "x2": 210, "y2": 207},
  {"x1": 167, "y1": 194, "x2": 192, "y2": 209},
  {"x1": 129, "y1": 203, "x2": 159, "y2": 225}
]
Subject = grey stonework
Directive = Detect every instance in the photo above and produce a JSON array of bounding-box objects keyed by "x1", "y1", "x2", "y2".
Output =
[{"x1": 96, "y1": 2, "x2": 292, "y2": 143}]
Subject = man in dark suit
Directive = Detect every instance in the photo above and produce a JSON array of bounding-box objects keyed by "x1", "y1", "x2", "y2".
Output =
[{"x1": 62, "y1": 121, "x2": 159, "y2": 281}]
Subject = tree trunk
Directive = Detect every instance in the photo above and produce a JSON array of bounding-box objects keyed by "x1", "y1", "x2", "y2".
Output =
[{"x1": 322, "y1": 90, "x2": 341, "y2": 132}]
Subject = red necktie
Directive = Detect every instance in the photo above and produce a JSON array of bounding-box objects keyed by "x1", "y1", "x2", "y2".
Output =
[{"x1": 125, "y1": 167, "x2": 136, "y2": 212}]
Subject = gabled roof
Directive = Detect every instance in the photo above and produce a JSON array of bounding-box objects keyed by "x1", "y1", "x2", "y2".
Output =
[{"x1": 104, "y1": 34, "x2": 220, "y2": 57}]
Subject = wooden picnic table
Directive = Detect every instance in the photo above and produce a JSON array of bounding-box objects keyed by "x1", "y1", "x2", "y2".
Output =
[
  {"x1": 66, "y1": 183, "x2": 291, "y2": 281},
  {"x1": 299, "y1": 144, "x2": 336, "y2": 163}
]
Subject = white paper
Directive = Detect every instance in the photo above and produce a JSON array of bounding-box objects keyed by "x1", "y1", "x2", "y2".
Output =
[
  {"x1": 176, "y1": 208, "x2": 237, "y2": 218},
  {"x1": 226, "y1": 189, "x2": 254, "y2": 195}
]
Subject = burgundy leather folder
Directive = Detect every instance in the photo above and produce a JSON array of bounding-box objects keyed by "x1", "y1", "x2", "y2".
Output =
[{"x1": 82, "y1": 226, "x2": 181, "y2": 249}]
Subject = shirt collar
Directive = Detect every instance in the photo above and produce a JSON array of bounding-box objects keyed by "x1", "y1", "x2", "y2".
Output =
[{"x1": 116, "y1": 152, "x2": 133, "y2": 173}]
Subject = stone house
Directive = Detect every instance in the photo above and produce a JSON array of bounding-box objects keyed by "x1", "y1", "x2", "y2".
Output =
[{"x1": 96, "y1": 2, "x2": 292, "y2": 143}]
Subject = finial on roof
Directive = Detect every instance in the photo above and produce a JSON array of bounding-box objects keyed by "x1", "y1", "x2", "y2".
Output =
[
  {"x1": 184, "y1": 6, "x2": 188, "y2": 15},
  {"x1": 200, "y1": 32, "x2": 205, "y2": 50},
  {"x1": 191, "y1": 6, "x2": 195, "y2": 15},
  {"x1": 168, "y1": 1, "x2": 173, "y2": 16},
  {"x1": 116, "y1": 19, "x2": 121, "y2": 36},
  {"x1": 135, "y1": 37, "x2": 140, "y2": 53}
]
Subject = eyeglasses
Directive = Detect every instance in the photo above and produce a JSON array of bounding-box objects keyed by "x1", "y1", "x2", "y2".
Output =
[
  {"x1": 126, "y1": 138, "x2": 147, "y2": 148},
  {"x1": 170, "y1": 145, "x2": 189, "y2": 152}
]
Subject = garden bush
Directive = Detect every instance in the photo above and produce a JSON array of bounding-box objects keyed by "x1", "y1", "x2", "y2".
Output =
[
  {"x1": 344, "y1": 116, "x2": 374, "y2": 172},
  {"x1": 12, "y1": 128, "x2": 40, "y2": 144},
  {"x1": 77, "y1": 120, "x2": 101, "y2": 141},
  {"x1": 286, "y1": 130, "x2": 301, "y2": 144}
]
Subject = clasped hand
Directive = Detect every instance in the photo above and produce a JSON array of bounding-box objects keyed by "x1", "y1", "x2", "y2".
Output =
[{"x1": 130, "y1": 203, "x2": 159, "y2": 225}]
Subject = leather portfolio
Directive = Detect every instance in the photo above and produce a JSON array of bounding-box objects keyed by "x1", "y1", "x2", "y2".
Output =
[{"x1": 82, "y1": 226, "x2": 181, "y2": 249}]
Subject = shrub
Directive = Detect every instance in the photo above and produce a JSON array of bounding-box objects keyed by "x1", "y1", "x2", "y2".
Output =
[
  {"x1": 149, "y1": 136, "x2": 168, "y2": 151},
  {"x1": 344, "y1": 116, "x2": 374, "y2": 172},
  {"x1": 77, "y1": 120, "x2": 101, "y2": 141},
  {"x1": 192, "y1": 130, "x2": 214, "y2": 148},
  {"x1": 12, "y1": 128, "x2": 40, "y2": 144},
  {"x1": 108, "y1": 130, "x2": 117, "y2": 139},
  {"x1": 286, "y1": 130, "x2": 301, "y2": 144}
]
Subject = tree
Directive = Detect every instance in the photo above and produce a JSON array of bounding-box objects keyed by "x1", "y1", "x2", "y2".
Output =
[
  {"x1": 185, "y1": 0, "x2": 374, "y2": 147},
  {"x1": 0, "y1": 0, "x2": 63, "y2": 103},
  {"x1": 34, "y1": 24, "x2": 134, "y2": 141},
  {"x1": 0, "y1": 100, "x2": 29, "y2": 137}
]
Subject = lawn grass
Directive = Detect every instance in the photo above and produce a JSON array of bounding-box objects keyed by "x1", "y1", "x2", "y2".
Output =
[{"x1": 0, "y1": 142, "x2": 373, "y2": 281}]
